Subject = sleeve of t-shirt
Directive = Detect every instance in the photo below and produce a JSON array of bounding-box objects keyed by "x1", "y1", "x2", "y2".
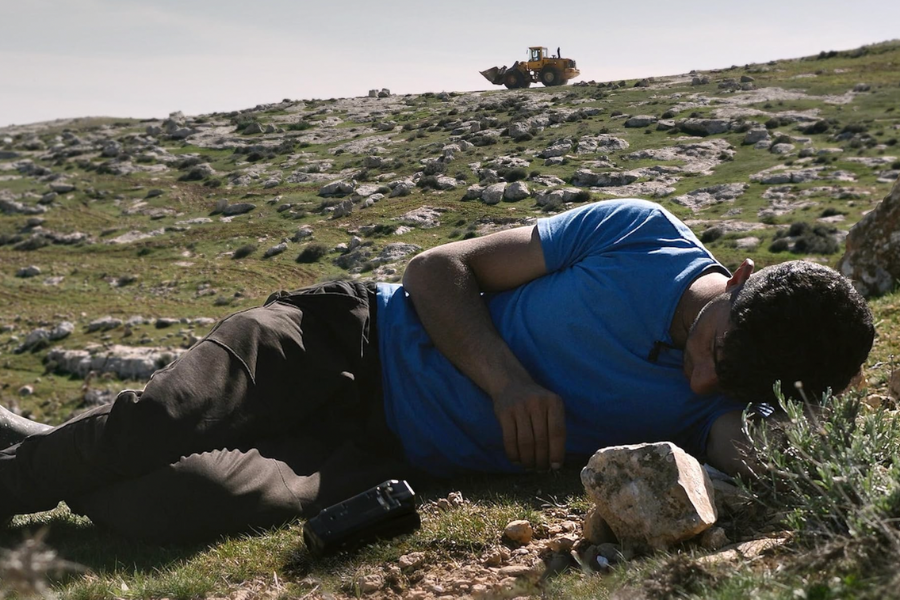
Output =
[
  {"x1": 683, "y1": 398, "x2": 751, "y2": 461},
  {"x1": 538, "y1": 199, "x2": 692, "y2": 273}
]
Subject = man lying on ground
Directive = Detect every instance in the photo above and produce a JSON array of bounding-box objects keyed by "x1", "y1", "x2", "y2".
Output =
[{"x1": 0, "y1": 199, "x2": 874, "y2": 543}]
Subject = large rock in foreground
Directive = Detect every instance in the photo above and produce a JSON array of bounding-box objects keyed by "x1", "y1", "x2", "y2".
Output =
[
  {"x1": 837, "y1": 176, "x2": 900, "y2": 297},
  {"x1": 580, "y1": 442, "x2": 717, "y2": 551}
]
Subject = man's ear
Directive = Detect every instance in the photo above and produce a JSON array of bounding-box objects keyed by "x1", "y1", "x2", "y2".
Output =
[{"x1": 726, "y1": 258, "x2": 754, "y2": 292}]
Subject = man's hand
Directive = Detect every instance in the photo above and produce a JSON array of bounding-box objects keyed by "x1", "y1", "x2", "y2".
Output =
[
  {"x1": 402, "y1": 225, "x2": 570, "y2": 471},
  {"x1": 492, "y1": 380, "x2": 566, "y2": 471}
]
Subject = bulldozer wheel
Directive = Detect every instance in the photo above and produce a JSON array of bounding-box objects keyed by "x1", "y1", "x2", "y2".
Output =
[
  {"x1": 504, "y1": 70, "x2": 523, "y2": 89},
  {"x1": 540, "y1": 66, "x2": 562, "y2": 87}
]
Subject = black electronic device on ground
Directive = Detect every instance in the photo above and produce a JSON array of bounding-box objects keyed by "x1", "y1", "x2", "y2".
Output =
[{"x1": 302, "y1": 479, "x2": 420, "y2": 556}]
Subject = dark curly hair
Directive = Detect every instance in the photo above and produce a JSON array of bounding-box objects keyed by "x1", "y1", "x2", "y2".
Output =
[{"x1": 716, "y1": 261, "x2": 874, "y2": 405}]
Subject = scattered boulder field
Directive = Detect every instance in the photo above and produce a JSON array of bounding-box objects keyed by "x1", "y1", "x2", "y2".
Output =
[
  {"x1": 1, "y1": 40, "x2": 898, "y2": 412},
  {"x1": 1, "y1": 40, "x2": 899, "y2": 600}
]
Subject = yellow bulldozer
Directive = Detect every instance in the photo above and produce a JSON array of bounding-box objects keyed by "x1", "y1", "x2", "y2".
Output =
[{"x1": 480, "y1": 46, "x2": 580, "y2": 89}]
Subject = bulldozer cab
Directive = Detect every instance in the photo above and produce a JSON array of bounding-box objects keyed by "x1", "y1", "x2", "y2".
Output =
[{"x1": 528, "y1": 47, "x2": 548, "y2": 62}]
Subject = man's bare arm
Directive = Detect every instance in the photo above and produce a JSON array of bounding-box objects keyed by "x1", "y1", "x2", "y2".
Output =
[
  {"x1": 706, "y1": 410, "x2": 755, "y2": 479},
  {"x1": 401, "y1": 225, "x2": 565, "y2": 471}
]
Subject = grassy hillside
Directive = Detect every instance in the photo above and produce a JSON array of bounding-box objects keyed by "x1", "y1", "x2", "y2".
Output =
[{"x1": 0, "y1": 40, "x2": 899, "y2": 599}]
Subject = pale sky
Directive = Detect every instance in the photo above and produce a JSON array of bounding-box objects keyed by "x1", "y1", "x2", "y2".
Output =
[{"x1": 1, "y1": 0, "x2": 898, "y2": 127}]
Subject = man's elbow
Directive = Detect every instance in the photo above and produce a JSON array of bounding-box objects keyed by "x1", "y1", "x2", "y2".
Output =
[{"x1": 402, "y1": 249, "x2": 452, "y2": 295}]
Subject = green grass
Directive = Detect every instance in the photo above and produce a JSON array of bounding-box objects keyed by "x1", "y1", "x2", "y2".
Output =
[{"x1": 2, "y1": 38, "x2": 900, "y2": 600}]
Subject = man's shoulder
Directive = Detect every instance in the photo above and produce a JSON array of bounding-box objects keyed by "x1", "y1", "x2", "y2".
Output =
[{"x1": 551, "y1": 199, "x2": 683, "y2": 229}]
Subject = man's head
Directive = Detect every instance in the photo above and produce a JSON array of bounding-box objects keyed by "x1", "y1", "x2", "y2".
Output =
[{"x1": 714, "y1": 260, "x2": 874, "y2": 404}]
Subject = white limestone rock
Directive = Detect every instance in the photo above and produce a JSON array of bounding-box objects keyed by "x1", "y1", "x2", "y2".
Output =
[
  {"x1": 481, "y1": 182, "x2": 507, "y2": 205},
  {"x1": 581, "y1": 441, "x2": 717, "y2": 551}
]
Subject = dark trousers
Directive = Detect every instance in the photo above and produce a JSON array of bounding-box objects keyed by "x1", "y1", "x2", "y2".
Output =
[{"x1": 0, "y1": 281, "x2": 412, "y2": 543}]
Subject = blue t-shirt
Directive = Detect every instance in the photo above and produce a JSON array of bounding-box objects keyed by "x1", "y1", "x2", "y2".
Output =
[{"x1": 376, "y1": 199, "x2": 746, "y2": 476}]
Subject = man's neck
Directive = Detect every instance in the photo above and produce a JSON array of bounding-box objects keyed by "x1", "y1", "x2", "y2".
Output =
[{"x1": 669, "y1": 270, "x2": 730, "y2": 348}]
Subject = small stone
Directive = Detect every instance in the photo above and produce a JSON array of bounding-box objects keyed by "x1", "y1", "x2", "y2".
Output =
[
  {"x1": 155, "y1": 318, "x2": 180, "y2": 329},
  {"x1": 398, "y1": 552, "x2": 426, "y2": 570},
  {"x1": 497, "y1": 564, "x2": 534, "y2": 578},
  {"x1": 18, "y1": 385, "x2": 34, "y2": 396},
  {"x1": 263, "y1": 243, "x2": 288, "y2": 258},
  {"x1": 596, "y1": 542, "x2": 627, "y2": 563},
  {"x1": 447, "y1": 491, "x2": 464, "y2": 507},
  {"x1": 481, "y1": 182, "x2": 507, "y2": 205},
  {"x1": 49, "y1": 321, "x2": 74, "y2": 340},
  {"x1": 16, "y1": 266, "x2": 42, "y2": 278},
  {"x1": 503, "y1": 181, "x2": 530, "y2": 202},
  {"x1": 482, "y1": 546, "x2": 508, "y2": 567},
  {"x1": 503, "y1": 520, "x2": 533, "y2": 544},
  {"x1": 545, "y1": 534, "x2": 578, "y2": 553},
  {"x1": 699, "y1": 526, "x2": 730, "y2": 550},
  {"x1": 355, "y1": 573, "x2": 383, "y2": 594}
]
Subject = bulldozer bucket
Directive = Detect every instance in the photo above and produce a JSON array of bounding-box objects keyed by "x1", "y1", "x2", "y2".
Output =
[{"x1": 480, "y1": 65, "x2": 508, "y2": 85}]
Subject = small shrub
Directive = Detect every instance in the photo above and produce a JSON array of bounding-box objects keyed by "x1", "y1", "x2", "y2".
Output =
[
  {"x1": 821, "y1": 207, "x2": 846, "y2": 218},
  {"x1": 800, "y1": 120, "x2": 831, "y2": 135},
  {"x1": 362, "y1": 224, "x2": 398, "y2": 237},
  {"x1": 296, "y1": 244, "x2": 328, "y2": 263},
  {"x1": 841, "y1": 123, "x2": 869, "y2": 134},
  {"x1": 768, "y1": 238, "x2": 790, "y2": 253},
  {"x1": 572, "y1": 190, "x2": 592, "y2": 203},
  {"x1": 232, "y1": 244, "x2": 257, "y2": 259},
  {"x1": 416, "y1": 175, "x2": 441, "y2": 190},
  {"x1": 176, "y1": 156, "x2": 203, "y2": 170},
  {"x1": 470, "y1": 135, "x2": 497, "y2": 147},
  {"x1": 788, "y1": 222, "x2": 810, "y2": 237},
  {"x1": 287, "y1": 121, "x2": 312, "y2": 131},
  {"x1": 231, "y1": 113, "x2": 259, "y2": 131},
  {"x1": 0, "y1": 234, "x2": 24, "y2": 246},
  {"x1": 499, "y1": 167, "x2": 527, "y2": 182},
  {"x1": 178, "y1": 167, "x2": 207, "y2": 182},
  {"x1": 700, "y1": 227, "x2": 723, "y2": 243},
  {"x1": 785, "y1": 222, "x2": 839, "y2": 254},
  {"x1": 747, "y1": 388, "x2": 900, "y2": 546}
]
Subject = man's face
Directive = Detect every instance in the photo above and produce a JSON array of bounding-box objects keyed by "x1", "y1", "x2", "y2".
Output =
[{"x1": 682, "y1": 292, "x2": 732, "y2": 395}]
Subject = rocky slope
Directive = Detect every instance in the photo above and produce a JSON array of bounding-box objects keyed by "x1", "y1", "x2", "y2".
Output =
[{"x1": 1, "y1": 40, "x2": 899, "y2": 418}]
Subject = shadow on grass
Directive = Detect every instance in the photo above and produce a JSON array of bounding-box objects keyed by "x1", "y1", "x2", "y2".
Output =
[
  {"x1": 283, "y1": 461, "x2": 588, "y2": 577},
  {"x1": 1, "y1": 507, "x2": 206, "y2": 576}
]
